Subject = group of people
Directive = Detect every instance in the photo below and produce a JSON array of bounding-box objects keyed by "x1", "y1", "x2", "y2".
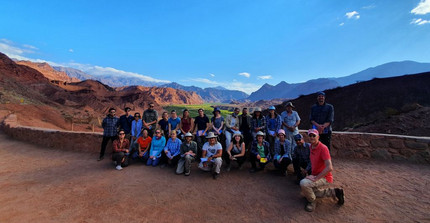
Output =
[{"x1": 97, "y1": 92, "x2": 343, "y2": 212}]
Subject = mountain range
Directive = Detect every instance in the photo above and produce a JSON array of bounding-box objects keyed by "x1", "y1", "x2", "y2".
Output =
[{"x1": 248, "y1": 61, "x2": 430, "y2": 101}]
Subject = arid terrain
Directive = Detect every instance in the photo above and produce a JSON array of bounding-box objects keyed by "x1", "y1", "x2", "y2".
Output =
[{"x1": 0, "y1": 133, "x2": 429, "y2": 223}]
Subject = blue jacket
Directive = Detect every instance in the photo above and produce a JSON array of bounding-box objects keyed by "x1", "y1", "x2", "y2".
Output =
[
  {"x1": 149, "y1": 136, "x2": 166, "y2": 158},
  {"x1": 131, "y1": 119, "x2": 143, "y2": 138},
  {"x1": 274, "y1": 139, "x2": 292, "y2": 160}
]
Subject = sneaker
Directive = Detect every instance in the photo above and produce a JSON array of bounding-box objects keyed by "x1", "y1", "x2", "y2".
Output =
[
  {"x1": 305, "y1": 202, "x2": 316, "y2": 212},
  {"x1": 97, "y1": 156, "x2": 104, "y2": 161},
  {"x1": 226, "y1": 164, "x2": 231, "y2": 172},
  {"x1": 115, "y1": 165, "x2": 123, "y2": 170},
  {"x1": 335, "y1": 188, "x2": 345, "y2": 205},
  {"x1": 113, "y1": 161, "x2": 117, "y2": 166},
  {"x1": 212, "y1": 172, "x2": 219, "y2": 180},
  {"x1": 185, "y1": 171, "x2": 190, "y2": 176}
]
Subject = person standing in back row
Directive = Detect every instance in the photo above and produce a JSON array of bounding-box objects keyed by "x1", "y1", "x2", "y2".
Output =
[
  {"x1": 143, "y1": 102, "x2": 158, "y2": 137},
  {"x1": 119, "y1": 107, "x2": 133, "y2": 140},
  {"x1": 98, "y1": 108, "x2": 119, "y2": 161},
  {"x1": 310, "y1": 91, "x2": 334, "y2": 151}
]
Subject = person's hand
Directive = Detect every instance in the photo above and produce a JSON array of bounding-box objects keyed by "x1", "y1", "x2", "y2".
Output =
[
  {"x1": 229, "y1": 155, "x2": 234, "y2": 160},
  {"x1": 139, "y1": 152, "x2": 143, "y2": 157},
  {"x1": 149, "y1": 156, "x2": 154, "y2": 159},
  {"x1": 301, "y1": 169, "x2": 308, "y2": 176},
  {"x1": 164, "y1": 150, "x2": 168, "y2": 154},
  {"x1": 317, "y1": 125, "x2": 324, "y2": 134},
  {"x1": 133, "y1": 136, "x2": 136, "y2": 140},
  {"x1": 203, "y1": 162, "x2": 208, "y2": 168},
  {"x1": 306, "y1": 175, "x2": 317, "y2": 182},
  {"x1": 257, "y1": 155, "x2": 261, "y2": 160},
  {"x1": 125, "y1": 149, "x2": 129, "y2": 153},
  {"x1": 278, "y1": 157, "x2": 283, "y2": 163},
  {"x1": 208, "y1": 157, "x2": 212, "y2": 162}
]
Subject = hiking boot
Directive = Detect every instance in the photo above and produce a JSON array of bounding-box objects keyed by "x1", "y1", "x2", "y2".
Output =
[
  {"x1": 305, "y1": 202, "x2": 316, "y2": 212},
  {"x1": 113, "y1": 161, "x2": 117, "y2": 166},
  {"x1": 185, "y1": 171, "x2": 190, "y2": 176},
  {"x1": 212, "y1": 172, "x2": 219, "y2": 180},
  {"x1": 97, "y1": 156, "x2": 104, "y2": 161},
  {"x1": 335, "y1": 188, "x2": 345, "y2": 205},
  {"x1": 226, "y1": 164, "x2": 231, "y2": 172},
  {"x1": 115, "y1": 165, "x2": 123, "y2": 170}
]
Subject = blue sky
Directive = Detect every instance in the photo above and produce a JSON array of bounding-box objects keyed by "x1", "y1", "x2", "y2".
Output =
[{"x1": 1, "y1": 0, "x2": 429, "y2": 94}]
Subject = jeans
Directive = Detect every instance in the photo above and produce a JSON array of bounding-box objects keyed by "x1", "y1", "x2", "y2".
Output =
[
  {"x1": 273, "y1": 157, "x2": 291, "y2": 174},
  {"x1": 112, "y1": 152, "x2": 125, "y2": 166},
  {"x1": 176, "y1": 154, "x2": 195, "y2": 174},
  {"x1": 100, "y1": 135, "x2": 117, "y2": 158},
  {"x1": 161, "y1": 152, "x2": 180, "y2": 167},
  {"x1": 146, "y1": 156, "x2": 161, "y2": 166},
  {"x1": 293, "y1": 158, "x2": 311, "y2": 180},
  {"x1": 225, "y1": 151, "x2": 246, "y2": 167},
  {"x1": 195, "y1": 136, "x2": 206, "y2": 159}
]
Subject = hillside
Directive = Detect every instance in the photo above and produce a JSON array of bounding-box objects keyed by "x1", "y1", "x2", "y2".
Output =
[
  {"x1": 249, "y1": 61, "x2": 430, "y2": 101},
  {"x1": 272, "y1": 73, "x2": 430, "y2": 136},
  {"x1": 16, "y1": 61, "x2": 80, "y2": 83}
]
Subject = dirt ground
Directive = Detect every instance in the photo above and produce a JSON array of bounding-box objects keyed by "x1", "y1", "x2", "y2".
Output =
[{"x1": 0, "y1": 133, "x2": 429, "y2": 223}]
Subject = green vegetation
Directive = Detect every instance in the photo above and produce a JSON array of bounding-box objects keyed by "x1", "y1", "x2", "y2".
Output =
[{"x1": 162, "y1": 104, "x2": 232, "y2": 118}]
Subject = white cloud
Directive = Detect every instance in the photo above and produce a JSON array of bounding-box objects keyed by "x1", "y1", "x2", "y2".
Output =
[
  {"x1": 189, "y1": 78, "x2": 220, "y2": 85},
  {"x1": 339, "y1": 22, "x2": 345, "y2": 26},
  {"x1": 238, "y1": 72, "x2": 251, "y2": 78},
  {"x1": 69, "y1": 49, "x2": 74, "y2": 53},
  {"x1": 362, "y1": 4, "x2": 376, "y2": 10},
  {"x1": 411, "y1": 18, "x2": 430, "y2": 25},
  {"x1": 188, "y1": 78, "x2": 260, "y2": 94},
  {"x1": 345, "y1": 11, "x2": 360, "y2": 19},
  {"x1": 209, "y1": 73, "x2": 215, "y2": 77},
  {"x1": 257, "y1": 75, "x2": 272, "y2": 80},
  {"x1": 411, "y1": 0, "x2": 430, "y2": 15}
]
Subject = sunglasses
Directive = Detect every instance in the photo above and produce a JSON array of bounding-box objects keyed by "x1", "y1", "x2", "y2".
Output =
[
  {"x1": 135, "y1": 116, "x2": 140, "y2": 118},
  {"x1": 309, "y1": 134, "x2": 317, "y2": 138},
  {"x1": 119, "y1": 133, "x2": 125, "y2": 135},
  {"x1": 155, "y1": 132, "x2": 161, "y2": 134}
]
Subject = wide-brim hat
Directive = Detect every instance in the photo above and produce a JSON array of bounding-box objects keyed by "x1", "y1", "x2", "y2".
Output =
[
  {"x1": 255, "y1": 131, "x2": 265, "y2": 138},
  {"x1": 233, "y1": 133, "x2": 243, "y2": 138},
  {"x1": 206, "y1": 132, "x2": 218, "y2": 139},
  {"x1": 184, "y1": 132, "x2": 193, "y2": 138},
  {"x1": 254, "y1": 107, "x2": 262, "y2": 112},
  {"x1": 286, "y1": 102, "x2": 295, "y2": 108}
]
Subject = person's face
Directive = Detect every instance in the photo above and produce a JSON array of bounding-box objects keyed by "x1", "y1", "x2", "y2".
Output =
[
  {"x1": 171, "y1": 112, "x2": 177, "y2": 118},
  {"x1": 109, "y1": 110, "x2": 116, "y2": 116},
  {"x1": 242, "y1": 109, "x2": 248, "y2": 115},
  {"x1": 185, "y1": 136, "x2": 192, "y2": 142},
  {"x1": 162, "y1": 113, "x2": 168, "y2": 119},
  {"x1": 234, "y1": 135, "x2": 241, "y2": 141},
  {"x1": 143, "y1": 130, "x2": 148, "y2": 137},
  {"x1": 269, "y1": 110, "x2": 275, "y2": 114},
  {"x1": 215, "y1": 111, "x2": 220, "y2": 116},
  {"x1": 317, "y1": 95, "x2": 325, "y2": 104},
  {"x1": 209, "y1": 137, "x2": 216, "y2": 144},
  {"x1": 309, "y1": 133, "x2": 319, "y2": 144},
  {"x1": 278, "y1": 134, "x2": 285, "y2": 141},
  {"x1": 135, "y1": 114, "x2": 140, "y2": 120},
  {"x1": 257, "y1": 135, "x2": 263, "y2": 143},
  {"x1": 184, "y1": 111, "x2": 189, "y2": 117},
  {"x1": 149, "y1": 104, "x2": 155, "y2": 110},
  {"x1": 198, "y1": 110, "x2": 204, "y2": 116},
  {"x1": 255, "y1": 111, "x2": 261, "y2": 117},
  {"x1": 286, "y1": 106, "x2": 292, "y2": 112},
  {"x1": 234, "y1": 109, "x2": 240, "y2": 115},
  {"x1": 119, "y1": 131, "x2": 125, "y2": 139},
  {"x1": 170, "y1": 132, "x2": 177, "y2": 139},
  {"x1": 296, "y1": 138, "x2": 304, "y2": 146},
  {"x1": 155, "y1": 130, "x2": 162, "y2": 137},
  {"x1": 126, "y1": 109, "x2": 131, "y2": 115}
]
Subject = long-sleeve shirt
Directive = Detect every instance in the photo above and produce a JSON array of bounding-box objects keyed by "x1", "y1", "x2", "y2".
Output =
[
  {"x1": 131, "y1": 119, "x2": 143, "y2": 137},
  {"x1": 119, "y1": 115, "x2": 133, "y2": 134},
  {"x1": 274, "y1": 139, "x2": 292, "y2": 160},
  {"x1": 113, "y1": 139, "x2": 130, "y2": 153},
  {"x1": 251, "y1": 116, "x2": 266, "y2": 133},
  {"x1": 164, "y1": 138, "x2": 182, "y2": 158},
  {"x1": 292, "y1": 142, "x2": 312, "y2": 173},
  {"x1": 149, "y1": 136, "x2": 166, "y2": 158},
  {"x1": 180, "y1": 141, "x2": 198, "y2": 157},
  {"x1": 225, "y1": 114, "x2": 240, "y2": 130},
  {"x1": 266, "y1": 114, "x2": 282, "y2": 134},
  {"x1": 310, "y1": 103, "x2": 334, "y2": 132},
  {"x1": 102, "y1": 115, "x2": 119, "y2": 137}
]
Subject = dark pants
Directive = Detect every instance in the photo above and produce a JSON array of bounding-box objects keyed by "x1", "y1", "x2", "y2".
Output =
[
  {"x1": 112, "y1": 152, "x2": 125, "y2": 166},
  {"x1": 225, "y1": 154, "x2": 246, "y2": 167},
  {"x1": 250, "y1": 154, "x2": 268, "y2": 170},
  {"x1": 100, "y1": 135, "x2": 117, "y2": 158},
  {"x1": 293, "y1": 158, "x2": 311, "y2": 180},
  {"x1": 266, "y1": 134, "x2": 276, "y2": 157},
  {"x1": 195, "y1": 135, "x2": 206, "y2": 159},
  {"x1": 320, "y1": 132, "x2": 332, "y2": 151},
  {"x1": 274, "y1": 157, "x2": 291, "y2": 174},
  {"x1": 161, "y1": 153, "x2": 181, "y2": 167}
]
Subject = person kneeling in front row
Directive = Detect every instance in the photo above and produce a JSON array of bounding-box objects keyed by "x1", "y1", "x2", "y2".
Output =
[
  {"x1": 112, "y1": 129, "x2": 130, "y2": 170},
  {"x1": 273, "y1": 129, "x2": 292, "y2": 176},
  {"x1": 198, "y1": 132, "x2": 223, "y2": 179},
  {"x1": 300, "y1": 129, "x2": 344, "y2": 212},
  {"x1": 249, "y1": 131, "x2": 271, "y2": 173},
  {"x1": 292, "y1": 133, "x2": 311, "y2": 184},
  {"x1": 176, "y1": 132, "x2": 197, "y2": 176}
]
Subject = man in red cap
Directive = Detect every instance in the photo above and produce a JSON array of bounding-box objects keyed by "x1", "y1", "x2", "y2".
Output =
[{"x1": 300, "y1": 129, "x2": 344, "y2": 212}]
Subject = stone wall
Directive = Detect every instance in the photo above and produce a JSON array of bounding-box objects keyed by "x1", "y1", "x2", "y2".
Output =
[{"x1": 1, "y1": 114, "x2": 429, "y2": 163}]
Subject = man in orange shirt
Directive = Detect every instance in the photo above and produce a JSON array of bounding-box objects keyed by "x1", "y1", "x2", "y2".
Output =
[{"x1": 300, "y1": 129, "x2": 344, "y2": 212}]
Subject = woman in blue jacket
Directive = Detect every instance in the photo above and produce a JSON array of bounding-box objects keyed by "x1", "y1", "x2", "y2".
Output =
[{"x1": 147, "y1": 129, "x2": 166, "y2": 166}]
